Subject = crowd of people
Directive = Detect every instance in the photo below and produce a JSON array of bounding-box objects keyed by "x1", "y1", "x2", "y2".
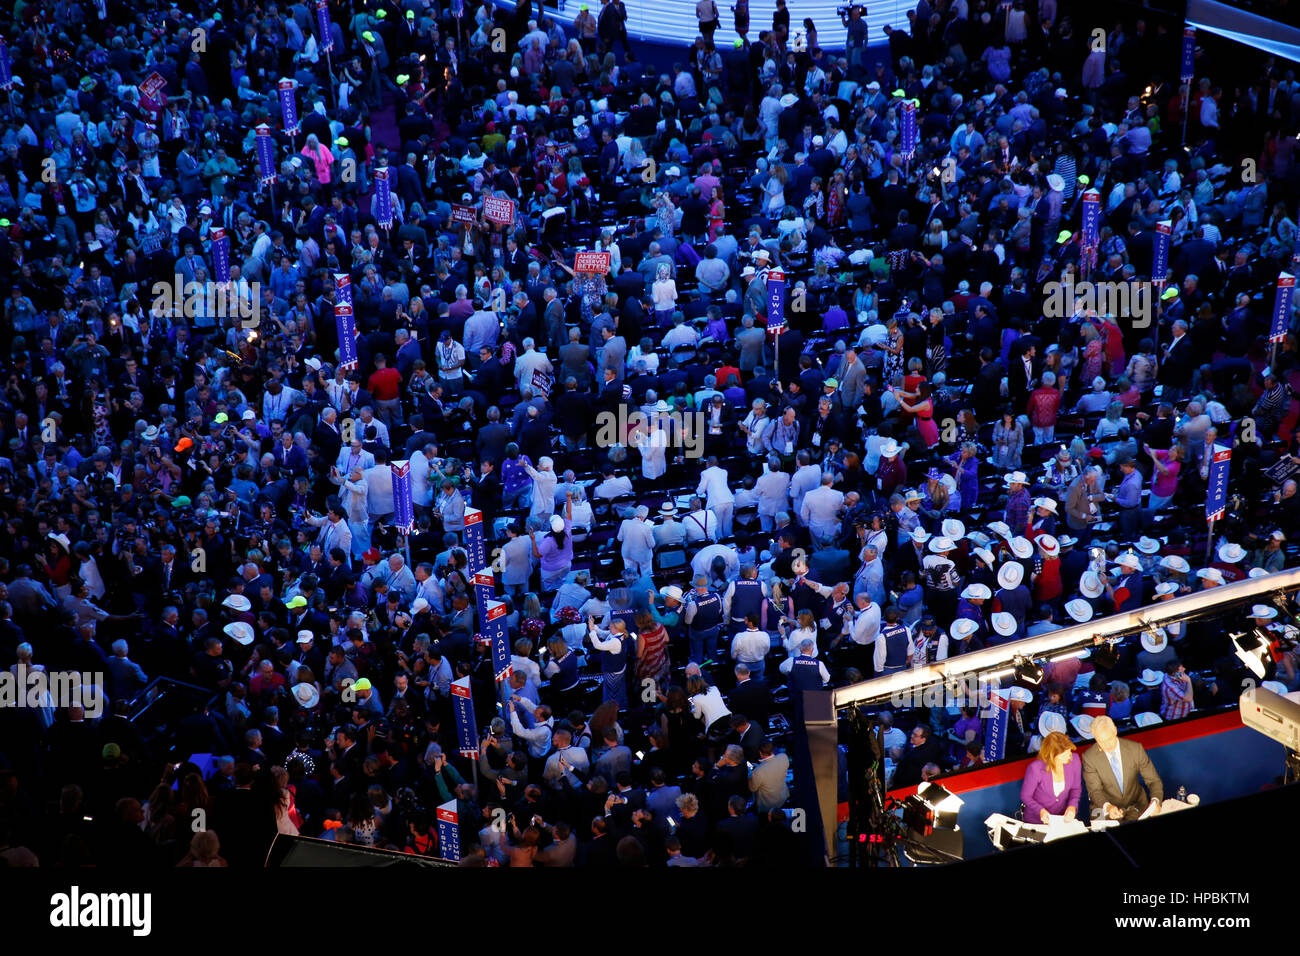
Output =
[{"x1": 2, "y1": 0, "x2": 1300, "y2": 870}]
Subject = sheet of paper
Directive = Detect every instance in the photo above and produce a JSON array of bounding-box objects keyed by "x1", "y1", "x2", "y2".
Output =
[{"x1": 1044, "y1": 814, "x2": 1088, "y2": 841}]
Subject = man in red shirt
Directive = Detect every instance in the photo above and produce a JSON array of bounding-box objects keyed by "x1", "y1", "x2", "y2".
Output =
[{"x1": 367, "y1": 353, "x2": 403, "y2": 426}]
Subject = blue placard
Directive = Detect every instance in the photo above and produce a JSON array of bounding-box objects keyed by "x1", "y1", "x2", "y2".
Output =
[
  {"x1": 316, "y1": 0, "x2": 334, "y2": 53},
  {"x1": 463, "y1": 508, "x2": 486, "y2": 570},
  {"x1": 472, "y1": 568, "x2": 495, "y2": 634},
  {"x1": 982, "y1": 687, "x2": 1009, "y2": 763},
  {"x1": 485, "y1": 599, "x2": 512, "y2": 681},
  {"x1": 451, "y1": 677, "x2": 479, "y2": 758},
  {"x1": 1181, "y1": 27, "x2": 1196, "y2": 83},
  {"x1": 1206, "y1": 445, "x2": 1232, "y2": 522},
  {"x1": 1081, "y1": 190, "x2": 1100, "y2": 248},
  {"x1": 900, "y1": 100, "x2": 918, "y2": 159},
  {"x1": 278, "y1": 79, "x2": 300, "y2": 136},
  {"x1": 1271, "y1": 273, "x2": 1295, "y2": 344},
  {"x1": 334, "y1": 273, "x2": 353, "y2": 309},
  {"x1": 391, "y1": 461, "x2": 414, "y2": 534},
  {"x1": 255, "y1": 125, "x2": 277, "y2": 184},
  {"x1": 766, "y1": 269, "x2": 785, "y2": 332},
  {"x1": 0, "y1": 37, "x2": 12, "y2": 90},
  {"x1": 335, "y1": 302, "x2": 357, "y2": 368},
  {"x1": 1152, "y1": 221, "x2": 1171, "y2": 286},
  {"x1": 451, "y1": 0, "x2": 464, "y2": 16},
  {"x1": 436, "y1": 800, "x2": 460, "y2": 861},
  {"x1": 374, "y1": 167, "x2": 393, "y2": 229},
  {"x1": 210, "y1": 228, "x2": 230, "y2": 284}
]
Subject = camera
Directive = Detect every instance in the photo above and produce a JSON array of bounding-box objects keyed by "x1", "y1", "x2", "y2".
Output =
[{"x1": 837, "y1": 3, "x2": 865, "y2": 18}]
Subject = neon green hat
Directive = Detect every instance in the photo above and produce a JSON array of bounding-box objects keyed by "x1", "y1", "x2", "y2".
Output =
[
  {"x1": 1161, "y1": 286, "x2": 1178, "y2": 301},
  {"x1": 406, "y1": 9, "x2": 415, "y2": 17},
  {"x1": 1056, "y1": 230, "x2": 1072, "y2": 244},
  {"x1": 376, "y1": 7, "x2": 387, "y2": 17},
  {"x1": 336, "y1": 136, "x2": 349, "y2": 147},
  {"x1": 1077, "y1": 174, "x2": 1090, "y2": 185},
  {"x1": 734, "y1": 38, "x2": 742, "y2": 48},
  {"x1": 396, "y1": 74, "x2": 410, "y2": 85},
  {"x1": 171, "y1": 495, "x2": 192, "y2": 508},
  {"x1": 362, "y1": 30, "x2": 376, "y2": 42},
  {"x1": 353, "y1": 677, "x2": 373, "y2": 692},
  {"x1": 892, "y1": 89, "x2": 905, "y2": 98},
  {"x1": 214, "y1": 412, "x2": 229, "y2": 424}
]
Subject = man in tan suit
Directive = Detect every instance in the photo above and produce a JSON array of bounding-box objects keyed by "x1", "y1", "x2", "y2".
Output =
[{"x1": 1080, "y1": 716, "x2": 1164, "y2": 821}]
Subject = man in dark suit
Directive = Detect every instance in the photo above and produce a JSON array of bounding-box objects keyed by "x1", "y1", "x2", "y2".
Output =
[
  {"x1": 1080, "y1": 715, "x2": 1164, "y2": 820},
  {"x1": 891, "y1": 723, "x2": 948, "y2": 789},
  {"x1": 1007, "y1": 341, "x2": 1038, "y2": 408},
  {"x1": 727, "y1": 714, "x2": 765, "y2": 763}
]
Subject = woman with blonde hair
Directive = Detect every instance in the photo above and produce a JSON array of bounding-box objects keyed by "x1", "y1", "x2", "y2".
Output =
[{"x1": 1019, "y1": 731, "x2": 1081, "y2": 823}]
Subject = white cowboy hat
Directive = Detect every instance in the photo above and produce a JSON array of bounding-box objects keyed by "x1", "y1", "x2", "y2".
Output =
[
  {"x1": 1071, "y1": 714, "x2": 1095, "y2": 739},
  {"x1": 997, "y1": 562, "x2": 1024, "y2": 590},
  {"x1": 411, "y1": 597, "x2": 430, "y2": 614},
  {"x1": 1159, "y1": 555, "x2": 1190, "y2": 573},
  {"x1": 659, "y1": 585, "x2": 684, "y2": 602},
  {"x1": 1038, "y1": 711, "x2": 1068, "y2": 737},
  {"x1": 141, "y1": 425, "x2": 160, "y2": 442},
  {"x1": 1057, "y1": 534, "x2": 1078, "y2": 548},
  {"x1": 1217, "y1": 542, "x2": 1246, "y2": 564},
  {"x1": 928, "y1": 536, "x2": 956, "y2": 554},
  {"x1": 1046, "y1": 173, "x2": 1066, "y2": 192},
  {"x1": 966, "y1": 531, "x2": 993, "y2": 548},
  {"x1": 903, "y1": 488, "x2": 925, "y2": 502},
  {"x1": 1196, "y1": 567, "x2": 1225, "y2": 584},
  {"x1": 1037, "y1": 534, "x2": 1060, "y2": 557},
  {"x1": 973, "y1": 547, "x2": 997, "y2": 567},
  {"x1": 1251, "y1": 604, "x2": 1278, "y2": 620},
  {"x1": 992, "y1": 611, "x2": 1017, "y2": 636},
  {"x1": 986, "y1": 521, "x2": 1013, "y2": 541},
  {"x1": 1154, "y1": 582, "x2": 1179, "y2": 597},
  {"x1": 222, "y1": 594, "x2": 252, "y2": 612},
  {"x1": 1138, "y1": 668, "x2": 1164, "y2": 687},
  {"x1": 779, "y1": 93, "x2": 799, "y2": 107},
  {"x1": 1248, "y1": 567, "x2": 1269, "y2": 579},
  {"x1": 1079, "y1": 571, "x2": 1104, "y2": 598},
  {"x1": 911, "y1": 527, "x2": 932, "y2": 543},
  {"x1": 951, "y1": 618, "x2": 980, "y2": 639},
  {"x1": 1262, "y1": 680, "x2": 1290, "y2": 695},
  {"x1": 961, "y1": 583, "x2": 992, "y2": 600},
  {"x1": 1140, "y1": 629, "x2": 1168, "y2": 654},
  {"x1": 291, "y1": 682, "x2": 321, "y2": 708},
  {"x1": 1136, "y1": 536, "x2": 1162, "y2": 555},
  {"x1": 1134, "y1": 712, "x2": 1163, "y2": 728},
  {"x1": 1009, "y1": 536, "x2": 1034, "y2": 560},
  {"x1": 1065, "y1": 598, "x2": 1093, "y2": 623},
  {"x1": 223, "y1": 622, "x2": 255, "y2": 645},
  {"x1": 1034, "y1": 497, "x2": 1058, "y2": 514},
  {"x1": 880, "y1": 440, "x2": 901, "y2": 458},
  {"x1": 658, "y1": 502, "x2": 678, "y2": 515},
  {"x1": 1003, "y1": 471, "x2": 1029, "y2": 486},
  {"x1": 1003, "y1": 685, "x2": 1033, "y2": 704},
  {"x1": 941, "y1": 518, "x2": 966, "y2": 539},
  {"x1": 1116, "y1": 552, "x2": 1142, "y2": 570},
  {"x1": 652, "y1": 399, "x2": 672, "y2": 412}
]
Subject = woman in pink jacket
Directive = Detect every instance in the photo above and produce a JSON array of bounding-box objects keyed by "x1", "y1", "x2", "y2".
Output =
[{"x1": 301, "y1": 134, "x2": 334, "y2": 186}]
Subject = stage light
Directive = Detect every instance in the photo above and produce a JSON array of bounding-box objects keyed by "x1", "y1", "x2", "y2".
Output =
[
  {"x1": 1232, "y1": 630, "x2": 1274, "y2": 680},
  {"x1": 903, "y1": 781, "x2": 964, "y2": 834},
  {"x1": 1013, "y1": 656, "x2": 1043, "y2": 687}
]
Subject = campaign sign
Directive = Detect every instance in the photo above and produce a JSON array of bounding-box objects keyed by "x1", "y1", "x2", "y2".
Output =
[
  {"x1": 1152, "y1": 221, "x2": 1171, "y2": 286},
  {"x1": 0, "y1": 37, "x2": 13, "y2": 90},
  {"x1": 982, "y1": 687, "x2": 1009, "y2": 763},
  {"x1": 574, "y1": 251, "x2": 611, "y2": 274},
  {"x1": 255, "y1": 125, "x2": 277, "y2": 184},
  {"x1": 278, "y1": 79, "x2": 300, "y2": 135},
  {"x1": 335, "y1": 302, "x2": 357, "y2": 368},
  {"x1": 1181, "y1": 27, "x2": 1196, "y2": 83},
  {"x1": 451, "y1": 204, "x2": 477, "y2": 225},
  {"x1": 485, "y1": 599, "x2": 511, "y2": 681},
  {"x1": 316, "y1": 0, "x2": 334, "y2": 53},
  {"x1": 451, "y1": 677, "x2": 479, "y2": 758},
  {"x1": 373, "y1": 167, "x2": 393, "y2": 229},
  {"x1": 766, "y1": 268, "x2": 785, "y2": 332},
  {"x1": 334, "y1": 273, "x2": 353, "y2": 309},
  {"x1": 1271, "y1": 273, "x2": 1295, "y2": 344},
  {"x1": 436, "y1": 800, "x2": 460, "y2": 861},
  {"x1": 482, "y1": 195, "x2": 516, "y2": 226},
  {"x1": 138, "y1": 72, "x2": 168, "y2": 129},
  {"x1": 472, "y1": 568, "x2": 495, "y2": 629},
  {"x1": 900, "y1": 100, "x2": 919, "y2": 158},
  {"x1": 210, "y1": 228, "x2": 230, "y2": 285},
  {"x1": 463, "y1": 508, "x2": 486, "y2": 570},
  {"x1": 1206, "y1": 445, "x2": 1232, "y2": 522},
  {"x1": 1081, "y1": 190, "x2": 1101, "y2": 248},
  {"x1": 391, "y1": 461, "x2": 414, "y2": 534}
]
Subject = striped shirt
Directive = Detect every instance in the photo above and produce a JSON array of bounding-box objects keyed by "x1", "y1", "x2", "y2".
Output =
[{"x1": 1160, "y1": 674, "x2": 1194, "y2": 721}]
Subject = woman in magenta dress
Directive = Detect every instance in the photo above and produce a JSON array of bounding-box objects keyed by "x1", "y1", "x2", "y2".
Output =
[
  {"x1": 1020, "y1": 731, "x2": 1082, "y2": 824},
  {"x1": 894, "y1": 382, "x2": 940, "y2": 448}
]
